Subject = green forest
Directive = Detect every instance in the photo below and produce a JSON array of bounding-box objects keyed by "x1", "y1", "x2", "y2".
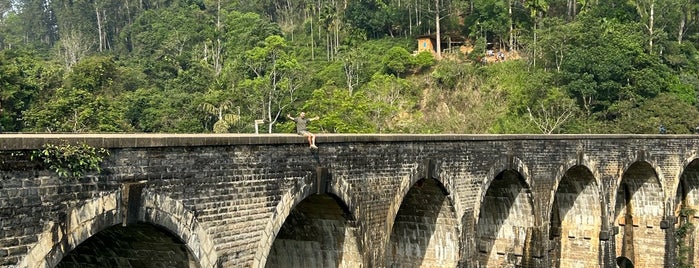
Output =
[{"x1": 2, "y1": 0, "x2": 699, "y2": 134}]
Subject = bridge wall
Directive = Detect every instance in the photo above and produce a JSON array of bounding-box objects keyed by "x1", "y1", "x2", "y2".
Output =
[{"x1": 1, "y1": 134, "x2": 698, "y2": 268}]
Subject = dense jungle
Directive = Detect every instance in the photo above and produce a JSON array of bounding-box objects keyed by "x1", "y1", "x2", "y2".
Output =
[{"x1": 2, "y1": 0, "x2": 699, "y2": 134}]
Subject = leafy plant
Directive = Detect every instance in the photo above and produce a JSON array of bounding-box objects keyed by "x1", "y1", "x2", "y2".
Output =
[
  {"x1": 31, "y1": 142, "x2": 109, "y2": 178},
  {"x1": 675, "y1": 207, "x2": 696, "y2": 268}
]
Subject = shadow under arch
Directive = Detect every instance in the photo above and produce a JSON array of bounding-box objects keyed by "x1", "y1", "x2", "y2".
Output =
[
  {"x1": 19, "y1": 190, "x2": 216, "y2": 268},
  {"x1": 674, "y1": 158, "x2": 699, "y2": 267},
  {"x1": 475, "y1": 166, "x2": 536, "y2": 268},
  {"x1": 472, "y1": 156, "x2": 534, "y2": 227},
  {"x1": 254, "y1": 176, "x2": 359, "y2": 268},
  {"x1": 613, "y1": 161, "x2": 666, "y2": 267},
  {"x1": 548, "y1": 164, "x2": 602, "y2": 268},
  {"x1": 265, "y1": 195, "x2": 359, "y2": 267},
  {"x1": 55, "y1": 222, "x2": 199, "y2": 267},
  {"x1": 384, "y1": 177, "x2": 460, "y2": 268}
]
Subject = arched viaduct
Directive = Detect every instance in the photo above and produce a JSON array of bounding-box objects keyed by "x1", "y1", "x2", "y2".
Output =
[{"x1": 1, "y1": 134, "x2": 699, "y2": 267}]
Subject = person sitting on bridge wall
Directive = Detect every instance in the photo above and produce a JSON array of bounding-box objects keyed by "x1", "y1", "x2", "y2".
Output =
[{"x1": 287, "y1": 112, "x2": 320, "y2": 149}]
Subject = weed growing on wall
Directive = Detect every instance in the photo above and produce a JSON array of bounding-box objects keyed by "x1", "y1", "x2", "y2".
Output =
[
  {"x1": 675, "y1": 207, "x2": 696, "y2": 268},
  {"x1": 31, "y1": 142, "x2": 109, "y2": 178}
]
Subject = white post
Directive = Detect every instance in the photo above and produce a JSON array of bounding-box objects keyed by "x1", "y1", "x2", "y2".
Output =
[{"x1": 254, "y1": 120, "x2": 264, "y2": 134}]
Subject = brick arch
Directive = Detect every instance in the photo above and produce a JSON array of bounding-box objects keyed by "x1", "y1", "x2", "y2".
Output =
[
  {"x1": 140, "y1": 190, "x2": 218, "y2": 267},
  {"x1": 383, "y1": 161, "x2": 464, "y2": 244},
  {"x1": 673, "y1": 156, "x2": 699, "y2": 267},
  {"x1": 20, "y1": 190, "x2": 215, "y2": 268},
  {"x1": 612, "y1": 160, "x2": 667, "y2": 221},
  {"x1": 252, "y1": 175, "x2": 357, "y2": 268},
  {"x1": 473, "y1": 155, "x2": 536, "y2": 268},
  {"x1": 19, "y1": 191, "x2": 123, "y2": 268},
  {"x1": 612, "y1": 159, "x2": 667, "y2": 214},
  {"x1": 672, "y1": 153, "x2": 699, "y2": 207},
  {"x1": 384, "y1": 167, "x2": 462, "y2": 267},
  {"x1": 251, "y1": 179, "x2": 315, "y2": 268},
  {"x1": 327, "y1": 176, "x2": 359, "y2": 221},
  {"x1": 613, "y1": 160, "x2": 667, "y2": 267},
  {"x1": 385, "y1": 170, "x2": 424, "y2": 241},
  {"x1": 472, "y1": 155, "x2": 533, "y2": 224},
  {"x1": 547, "y1": 156, "x2": 603, "y2": 220},
  {"x1": 548, "y1": 159, "x2": 603, "y2": 268}
]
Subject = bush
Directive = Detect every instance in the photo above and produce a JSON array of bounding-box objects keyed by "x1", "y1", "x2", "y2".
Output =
[
  {"x1": 31, "y1": 142, "x2": 109, "y2": 178},
  {"x1": 414, "y1": 51, "x2": 436, "y2": 71}
]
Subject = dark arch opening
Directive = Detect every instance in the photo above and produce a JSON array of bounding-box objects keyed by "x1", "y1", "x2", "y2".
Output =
[
  {"x1": 385, "y1": 178, "x2": 459, "y2": 267},
  {"x1": 476, "y1": 169, "x2": 534, "y2": 267},
  {"x1": 265, "y1": 193, "x2": 360, "y2": 267},
  {"x1": 55, "y1": 223, "x2": 199, "y2": 268},
  {"x1": 616, "y1": 256, "x2": 635, "y2": 268},
  {"x1": 614, "y1": 162, "x2": 664, "y2": 267},
  {"x1": 549, "y1": 165, "x2": 601, "y2": 267},
  {"x1": 675, "y1": 159, "x2": 699, "y2": 267}
]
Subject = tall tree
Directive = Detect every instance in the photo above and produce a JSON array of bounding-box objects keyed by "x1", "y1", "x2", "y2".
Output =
[{"x1": 243, "y1": 35, "x2": 303, "y2": 133}]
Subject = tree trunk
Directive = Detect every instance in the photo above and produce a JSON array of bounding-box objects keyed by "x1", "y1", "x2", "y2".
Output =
[
  {"x1": 649, "y1": 0, "x2": 654, "y2": 52},
  {"x1": 509, "y1": 0, "x2": 513, "y2": 50},
  {"x1": 435, "y1": 0, "x2": 441, "y2": 59},
  {"x1": 95, "y1": 3, "x2": 104, "y2": 52},
  {"x1": 678, "y1": 13, "x2": 685, "y2": 44}
]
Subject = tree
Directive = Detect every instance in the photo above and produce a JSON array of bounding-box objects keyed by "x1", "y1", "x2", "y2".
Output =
[
  {"x1": 301, "y1": 85, "x2": 376, "y2": 133},
  {"x1": 610, "y1": 93, "x2": 699, "y2": 134},
  {"x1": 0, "y1": 49, "x2": 61, "y2": 131},
  {"x1": 199, "y1": 100, "x2": 240, "y2": 133},
  {"x1": 382, "y1": 46, "x2": 413, "y2": 76},
  {"x1": 22, "y1": 55, "x2": 130, "y2": 132},
  {"x1": 526, "y1": 88, "x2": 579, "y2": 134},
  {"x1": 243, "y1": 35, "x2": 303, "y2": 133}
]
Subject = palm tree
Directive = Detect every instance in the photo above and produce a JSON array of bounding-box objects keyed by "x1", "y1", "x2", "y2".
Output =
[{"x1": 199, "y1": 100, "x2": 240, "y2": 133}]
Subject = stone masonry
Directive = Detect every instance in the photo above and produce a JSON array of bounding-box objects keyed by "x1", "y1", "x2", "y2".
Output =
[{"x1": 1, "y1": 134, "x2": 699, "y2": 268}]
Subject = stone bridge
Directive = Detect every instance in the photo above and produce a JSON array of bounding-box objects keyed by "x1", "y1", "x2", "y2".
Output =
[{"x1": 1, "y1": 134, "x2": 699, "y2": 268}]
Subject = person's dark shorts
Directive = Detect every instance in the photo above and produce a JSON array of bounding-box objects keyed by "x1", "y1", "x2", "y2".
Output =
[{"x1": 298, "y1": 130, "x2": 311, "y2": 136}]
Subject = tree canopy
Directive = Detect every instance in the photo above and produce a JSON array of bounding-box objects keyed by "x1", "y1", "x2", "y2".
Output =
[{"x1": 2, "y1": 0, "x2": 699, "y2": 134}]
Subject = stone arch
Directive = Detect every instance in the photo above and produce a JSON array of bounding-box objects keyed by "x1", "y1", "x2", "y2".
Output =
[
  {"x1": 674, "y1": 156, "x2": 699, "y2": 266},
  {"x1": 54, "y1": 223, "x2": 199, "y2": 267},
  {"x1": 546, "y1": 155, "x2": 603, "y2": 225},
  {"x1": 20, "y1": 192, "x2": 122, "y2": 268},
  {"x1": 548, "y1": 162, "x2": 602, "y2": 268},
  {"x1": 327, "y1": 175, "x2": 359, "y2": 222},
  {"x1": 613, "y1": 160, "x2": 667, "y2": 267},
  {"x1": 384, "y1": 171, "x2": 461, "y2": 267},
  {"x1": 140, "y1": 191, "x2": 218, "y2": 267},
  {"x1": 474, "y1": 156, "x2": 536, "y2": 268},
  {"x1": 20, "y1": 190, "x2": 215, "y2": 268},
  {"x1": 472, "y1": 155, "x2": 533, "y2": 224},
  {"x1": 253, "y1": 175, "x2": 358, "y2": 268}
]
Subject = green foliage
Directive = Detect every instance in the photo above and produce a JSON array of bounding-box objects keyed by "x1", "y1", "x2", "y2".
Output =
[
  {"x1": 413, "y1": 51, "x2": 436, "y2": 71},
  {"x1": 302, "y1": 86, "x2": 376, "y2": 133},
  {"x1": 31, "y1": 142, "x2": 109, "y2": 178},
  {"x1": 382, "y1": 46, "x2": 413, "y2": 76},
  {"x1": 199, "y1": 100, "x2": 240, "y2": 133},
  {"x1": 431, "y1": 60, "x2": 467, "y2": 89},
  {"x1": 675, "y1": 207, "x2": 696, "y2": 268},
  {"x1": 608, "y1": 93, "x2": 699, "y2": 134},
  {"x1": 0, "y1": 49, "x2": 62, "y2": 131},
  {"x1": 3, "y1": 0, "x2": 699, "y2": 135}
]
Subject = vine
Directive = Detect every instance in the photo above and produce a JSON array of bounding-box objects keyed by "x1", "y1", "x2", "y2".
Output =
[
  {"x1": 675, "y1": 206, "x2": 696, "y2": 268},
  {"x1": 31, "y1": 142, "x2": 109, "y2": 178}
]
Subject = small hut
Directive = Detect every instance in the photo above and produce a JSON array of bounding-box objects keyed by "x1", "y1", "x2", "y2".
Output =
[{"x1": 415, "y1": 34, "x2": 466, "y2": 55}]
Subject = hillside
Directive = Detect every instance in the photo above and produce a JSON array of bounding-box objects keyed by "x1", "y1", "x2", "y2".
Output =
[{"x1": 2, "y1": 0, "x2": 699, "y2": 134}]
